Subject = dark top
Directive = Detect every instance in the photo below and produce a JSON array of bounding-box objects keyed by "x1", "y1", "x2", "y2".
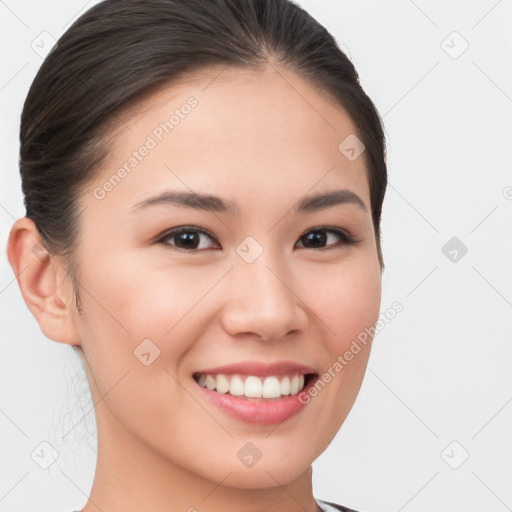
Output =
[{"x1": 316, "y1": 497, "x2": 362, "y2": 511}]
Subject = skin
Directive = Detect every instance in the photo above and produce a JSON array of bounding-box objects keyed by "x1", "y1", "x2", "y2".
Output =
[{"x1": 8, "y1": 62, "x2": 382, "y2": 512}]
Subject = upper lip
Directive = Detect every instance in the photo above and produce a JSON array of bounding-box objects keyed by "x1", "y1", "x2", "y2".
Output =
[{"x1": 194, "y1": 361, "x2": 318, "y2": 377}]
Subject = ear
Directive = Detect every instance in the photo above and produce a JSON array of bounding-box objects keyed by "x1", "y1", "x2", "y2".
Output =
[{"x1": 6, "y1": 217, "x2": 81, "y2": 346}]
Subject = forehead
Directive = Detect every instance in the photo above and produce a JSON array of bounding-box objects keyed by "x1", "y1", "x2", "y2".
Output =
[{"x1": 85, "y1": 64, "x2": 370, "y2": 216}]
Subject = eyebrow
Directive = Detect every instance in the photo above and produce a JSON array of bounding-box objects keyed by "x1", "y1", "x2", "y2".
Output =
[{"x1": 129, "y1": 188, "x2": 368, "y2": 215}]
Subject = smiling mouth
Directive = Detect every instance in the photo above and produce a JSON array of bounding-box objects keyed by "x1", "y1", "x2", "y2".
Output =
[{"x1": 192, "y1": 372, "x2": 318, "y2": 401}]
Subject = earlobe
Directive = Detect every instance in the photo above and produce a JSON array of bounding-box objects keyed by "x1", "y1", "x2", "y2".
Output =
[{"x1": 6, "y1": 217, "x2": 81, "y2": 346}]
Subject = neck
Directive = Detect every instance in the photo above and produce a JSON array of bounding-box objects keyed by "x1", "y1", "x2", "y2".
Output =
[{"x1": 80, "y1": 399, "x2": 320, "y2": 512}]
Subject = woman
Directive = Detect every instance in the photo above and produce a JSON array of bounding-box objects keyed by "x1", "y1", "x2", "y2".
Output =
[{"x1": 7, "y1": 0, "x2": 387, "y2": 511}]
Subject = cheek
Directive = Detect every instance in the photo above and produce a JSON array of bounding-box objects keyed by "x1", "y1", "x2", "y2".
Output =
[
  {"x1": 75, "y1": 252, "x2": 229, "y2": 408},
  {"x1": 79, "y1": 249, "x2": 219, "y2": 342},
  {"x1": 299, "y1": 255, "x2": 381, "y2": 433},
  {"x1": 307, "y1": 255, "x2": 382, "y2": 351},
  {"x1": 74, "y1": 254, "x2": 207, "y2": 435}
]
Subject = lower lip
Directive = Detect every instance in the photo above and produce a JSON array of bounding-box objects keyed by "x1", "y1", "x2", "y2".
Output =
[{"x1": 193, "y1": 375, "x2": 318, "y2": 425}]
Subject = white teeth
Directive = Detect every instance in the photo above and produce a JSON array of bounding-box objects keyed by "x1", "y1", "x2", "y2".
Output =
[
  {"x1": 216, "y1": 374, "x2": 230, "y2": 394},
  {"x1": 280, "y1": 376, "x2": 291, "y2": 395},
  {"x1": 205, "y1": 375, "x2": 216, "y2": 391},
  {"x1": 290, "y1": 374, "x2": 299, "y2": 395},
  {"x1": 229, "y1": 375, "x2": 245, "y2": 396},
  {"x1": 245, "y1": 376, "x2": 263, "y2": 397},
  {"x1": 262, "y1": 376, "x2": 281, "y2": 398},
  {"x1": 195, "y1": 372, "x2": 310, "y2": 398}
]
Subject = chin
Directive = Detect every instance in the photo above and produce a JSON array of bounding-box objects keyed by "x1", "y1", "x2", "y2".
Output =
[{"x1": 216, "y1": 462, "x2": 310, "y2": 489}]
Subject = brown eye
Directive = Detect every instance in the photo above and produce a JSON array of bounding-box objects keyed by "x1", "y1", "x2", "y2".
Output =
[
  {"x1": 158, "y1": 227, "x2": 219, "y2": 252},
  {"x1": 296, "y1": 228, "x2": 356, "y2": 250}
]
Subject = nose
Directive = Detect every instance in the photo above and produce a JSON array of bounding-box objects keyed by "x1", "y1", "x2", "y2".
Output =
[{"x1": 220, "y1": 254, "x2": 308, "y2": 343}]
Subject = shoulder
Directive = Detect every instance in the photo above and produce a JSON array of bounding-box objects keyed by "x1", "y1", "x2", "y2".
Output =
[{"x1": 316, "y1": 497, "x2": 363, "y2": 512}]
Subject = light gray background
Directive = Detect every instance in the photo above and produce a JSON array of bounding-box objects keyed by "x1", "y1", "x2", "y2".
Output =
[{"x1": 1, "y1": 1, "x2": 511, "y2": 511}]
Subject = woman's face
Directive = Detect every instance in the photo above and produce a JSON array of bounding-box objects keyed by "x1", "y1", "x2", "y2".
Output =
[{"x1": 71, "y1": 64, "x2": 381, "y2": 487}]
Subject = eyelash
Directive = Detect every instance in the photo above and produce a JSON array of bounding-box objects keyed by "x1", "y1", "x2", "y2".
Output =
[{"x1": 155, "y1": 225, "x2": 360, "y2": 253}]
